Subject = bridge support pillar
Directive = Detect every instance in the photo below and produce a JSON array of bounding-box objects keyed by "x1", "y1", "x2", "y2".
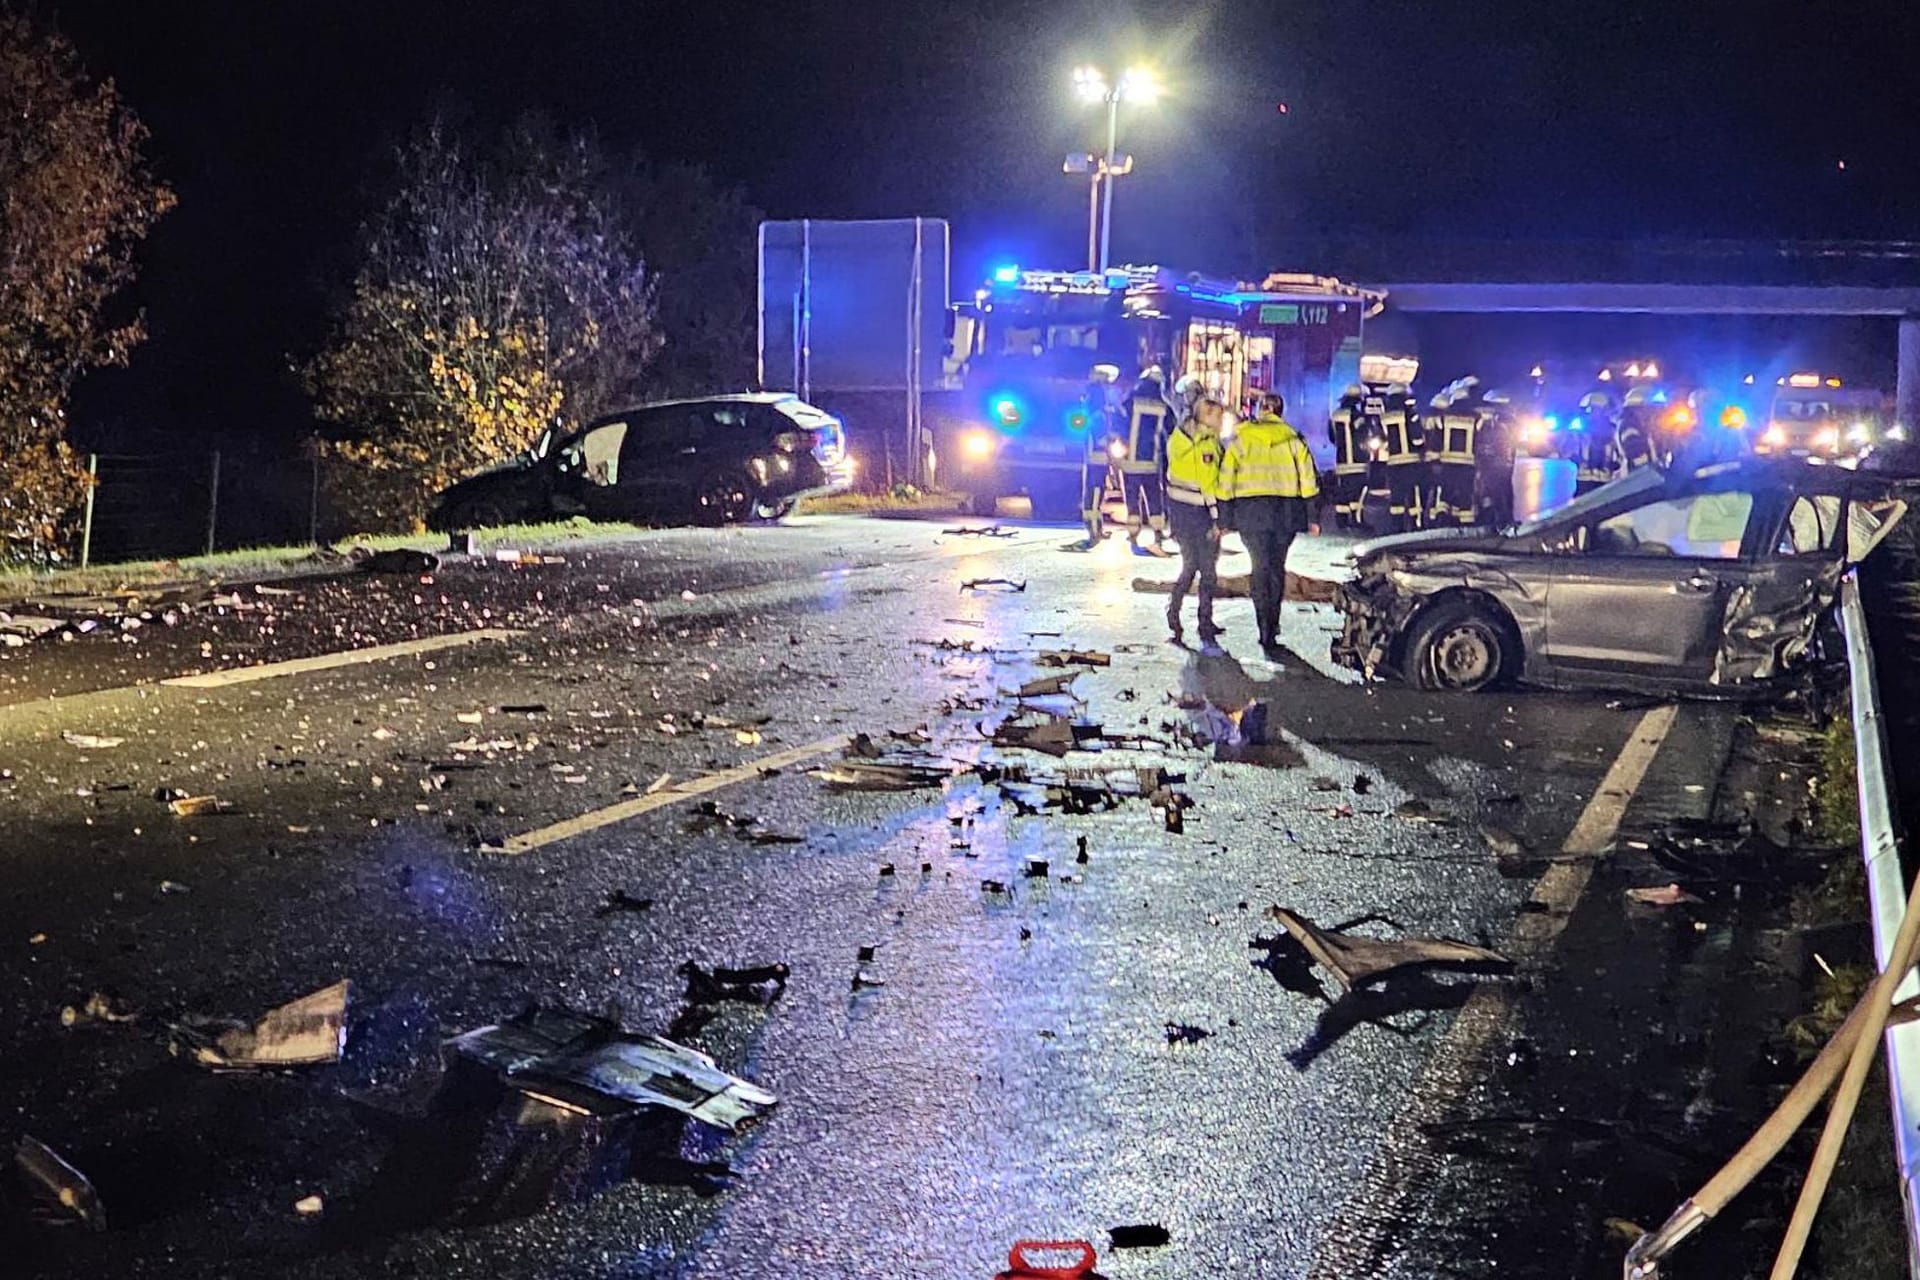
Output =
[{"x1": 1900, "y1": 316, "x2": 1920, "y2": 432}]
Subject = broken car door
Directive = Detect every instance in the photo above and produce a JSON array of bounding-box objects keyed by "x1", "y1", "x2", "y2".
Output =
[
  {"x1": 555, "y1": 419, "x2": 633, "y2": 520},
  {"x1": 1711, "y1": 491, "x2": 1857, "y2": 684},
  {"x1": 1545, "y1": 486, "x2": 1761, "y2": 680}
]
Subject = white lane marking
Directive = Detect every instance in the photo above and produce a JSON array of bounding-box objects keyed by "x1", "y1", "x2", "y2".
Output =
[
  {"x1": 1305, "y1": 703, "x2": 1681, "y2": 1279},
  {"x1": 500, "y1": 734, "x2": 846, "y2": 855},
  {"x1": 160, "y1": 628, "x2": 524, "y2": 689}
]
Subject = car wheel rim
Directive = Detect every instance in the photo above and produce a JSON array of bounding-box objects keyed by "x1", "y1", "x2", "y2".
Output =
[{"x1": 1430, "y1": 624, "x2": 1497, "y2": 689}]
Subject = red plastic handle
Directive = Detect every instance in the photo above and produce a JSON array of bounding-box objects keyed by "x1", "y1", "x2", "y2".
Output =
[{"x1": 1005, "y1": 1239, "x2": 1097, "y2": 1278}]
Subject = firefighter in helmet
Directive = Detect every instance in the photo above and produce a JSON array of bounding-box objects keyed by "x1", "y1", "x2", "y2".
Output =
[
  {"x1": 1328, "y1": 384, "x2": 1369, "y2": 529},
  {"x1": 1379, "y1": 382, "x2": 1427, "y2": 532},
  {"x1": 1427, "y1": 377, "x2": 1483, "y2": 527},
  {"x1": 1083, "y1": 366, "x2": 1173, "y2": 554},
  {"x1": 1475, "y1": 388, "x2": 1518, "y2": 528},
  {"x1": 1616, "y1": 384, "x2": 1660, "y2": 473},
  {"x1": 1574, "y1": 390, "x2": 1618, "y2": 494}
]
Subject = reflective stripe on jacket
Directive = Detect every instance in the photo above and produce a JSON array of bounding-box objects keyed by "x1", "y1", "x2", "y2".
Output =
[
  {"x1": 1218, "y1": 415, "x2": 1320, "y2": 502},
  {"x1": 1165, "y1": 421, "x2": 1222, "y2": 506}
]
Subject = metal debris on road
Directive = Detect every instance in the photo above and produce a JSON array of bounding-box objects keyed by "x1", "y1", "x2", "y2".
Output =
[
  {"x1": 11, "y1": 1135, "x2": 104, "y2": 1231},
  {"x1": 1626, "y1": 883, "x2": 1704, "y2": 907},
  {"x1": 169, "y1": 980, "x2": 351, "y2": 1070},
  {"x1": 60, "y1": 731, "x2": 124, "y2": 750},
  {"x1": 1164, "y1": 1022, "x2": 1212, "y2": 1045},
  {"x1": 941, "y1": 524, "x2": 1017, "y2": 537},
  {"x1": 1265, "y1": 907, "x2": 1511, "y2": 992},
  {"x1": 1108, "y1": 1223, "x2": 1172, "y2": 1250},
  {"x1": 961, "y1": 577, "x2": 1027, "y2": 593},
  {"x1": 1036, "y1": 648, "x2": 1111, "y2": 668},
  {"x1": 680, "y1": 960, "x2": 790, "y2": 1006},
  {"x1": 594, "y1": 889, "x2": 654, "y2": 917},
  {"x1": 1014, "y1": 672, "x2": 1080, "y2": 699},
  {"x1": 444, "y1": 1007, "x2": 776, "y2": 1128},
  {"x1": 293, "y1": 1194, "x2": 324, "y2": 1216},
  {"x1": 1392, "y1": 798, "x2": 1452, "y2": 825}
]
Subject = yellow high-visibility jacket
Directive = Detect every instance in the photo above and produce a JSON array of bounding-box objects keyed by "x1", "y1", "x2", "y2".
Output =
[
  {"x1": 1218, "y1": 414, "x2": 1320, "y2": 502},
  {"x1": 1164, "y1": 420, "x2": 1222, "y2": 508}
]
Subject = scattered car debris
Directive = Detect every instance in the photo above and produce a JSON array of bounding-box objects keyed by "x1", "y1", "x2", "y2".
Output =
[
  {"x1": 1023, "y1": 857, "x2": 1050, "y2": 879},
  {"x1": 1353, "y1": 774, "x2": 1374, "y2": 795},
  {"x1": 1108, "y1": 1223, "x2": 1172, "y2": 1250},
  {"x1": 60, "y1": 731, "x2": 124, "y2": 750},
  {"x1": 1037, "y1": 649, "x2": 1111, "y2": 668},
  {"x1": 991, "y1": 717, "x2": 1094, "y2": 758},
  {"x1": 997, "y1": 1240, "x2": 1100, "y2": 1280},
  {"x1": 169, "y1": 980, "x2": 351, "y2": 1070},
  {"x1": 1164, "y1": 1022, "x2": 1212, "y2": 1046},
  {"x1": 11, "y1": 1135, "x2": 104, "y2": 1231},
  {"x1": 1649, "y1": 822, "x2": 1835, "y2": 898},
  {"x1": 1392, "y1": 799, "x2": 1451, "y2": 825},
  {"x1": 1311, "y1": 776, "x2": 1342, "y2": 792},
  {"x1": 158, "y1": 879, "x2": 190, "y2": 895},
  {"x1": 60, "y1": 989, "x2": 136, "y2": 1027},
  {"x1": 680, "y1": 960, "x2": 790, "y2": 1006},
  {"x1": 1265, "y1": 907, "x2": 1511, "y2": 992},
  {"x1": 942, "y1": 524, "x2": 1017, "y2": 538},
  {"x1": 961, "y1": 577, "x2": 1027, "y2": 593},
  {"x1": 1627, "y1": 883, "x2": 1704, "y2": 908},
  {"x1": 982, "y1": 879, "x2": 1009, "y2": 895},
  {"x1": 293, "y1": 1193, "x2": 324, "y2": 1216},
  {"x1": 878, "y1": 862, "x2": 897, "y2": 877},
  {"x1": 1014, "y1": 672, "x2": 1080, "y2": 699},
  {"x1": 353, "y1": 546, "x2": 441, "y2": 575},
  {"x1": 594, "y1": 889, "x2": 655, "y2": 917},
  {"x1": 444, "y1": 1006, "x2": 777, "y2": 1127},
  {"x1": 167, "y1": 794, "x2": 232, "y2": 817}
]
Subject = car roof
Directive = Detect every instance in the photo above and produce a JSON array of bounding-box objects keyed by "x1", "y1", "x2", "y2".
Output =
[{"x1": 586, "y1": 393, "x2": 798, "y2": 424}]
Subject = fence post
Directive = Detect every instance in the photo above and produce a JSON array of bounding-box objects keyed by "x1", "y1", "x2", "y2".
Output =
[
  {"x1": 205, "y1": 450, "x2": 221, "y2": 557},
  {"x1": 80, "y1": 453, "x2": 98, "y2": 569},
  {"x1": 308, "y1": 440, "x2": 321, "y2": 546}
]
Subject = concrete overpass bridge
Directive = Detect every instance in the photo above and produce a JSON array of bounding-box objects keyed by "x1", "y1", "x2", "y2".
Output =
[{"x1": 1284, "y1": 238, "x2": 1920, "y2": 422}]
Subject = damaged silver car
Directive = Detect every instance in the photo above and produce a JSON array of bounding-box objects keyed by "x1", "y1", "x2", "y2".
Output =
[{"x1": 1332, "y1": 458, "x2": 1910, "y2": 695}]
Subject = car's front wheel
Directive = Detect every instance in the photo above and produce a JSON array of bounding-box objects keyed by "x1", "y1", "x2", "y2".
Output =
[
  {"x1": 752, "y1": 498, "x2": 796, "y2": 522},
  {"x1": 1405, "y1": 599, "x2": 1513, "y2": 693}
]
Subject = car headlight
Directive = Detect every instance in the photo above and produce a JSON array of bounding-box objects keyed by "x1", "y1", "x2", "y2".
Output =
[
  {"x1": 960, "y1": 429, "x2": 998, "y2": 461},
  {"x1": 1761, "y1": 425, "x2": 1787, "y2": 449},
  {"x1": 1848, "y1": 421, "x2": 1872, "y2": 444},
  {"x1": 1108, "y1": 439, "x2": 1129, "y2": 460},
  {"x1": 1814, "y1": 426, "x2": 1840, "y2": 451},
  {"x1": 1890, "y1": 424, "x2": 1910, "y2": 442}
]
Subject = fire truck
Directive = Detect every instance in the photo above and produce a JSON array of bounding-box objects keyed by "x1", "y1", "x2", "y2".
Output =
[{"x1": 936, "y1": 265, "x2": 1382, "y2": 517}]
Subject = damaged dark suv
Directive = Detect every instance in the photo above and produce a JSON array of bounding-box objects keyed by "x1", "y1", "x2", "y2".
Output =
[
  {"x1": 428, "y1": 393, "x2": 853, "y2": 532},
  {"x1": 1332, "y1": 458, "x2": 1911, "y2": 695}
]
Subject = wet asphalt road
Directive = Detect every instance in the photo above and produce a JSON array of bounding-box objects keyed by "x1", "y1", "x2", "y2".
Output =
[{"x1": 0, "y1": 514, "x2": 1751, "y2": 1278}]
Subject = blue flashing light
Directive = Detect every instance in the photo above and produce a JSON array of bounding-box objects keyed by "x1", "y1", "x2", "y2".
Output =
[
  {"x1": 1569, "y1": 416, "x2": 1586, "y2": 432},
  {"x1": 989, "y1": 392, "x2": 1025, "y2": 429},
  {"x1": 1651, "y1": 389, "x2": 1669, "y2": 404},
  {"x1": 991, "y1": 263, "x2": 1020, "y2": 284},
  {"x1": 1542, "y1": 414, "x2": 1559, "y2": 431},
  {"x1": 1065, "y1": 405, "x2": 1091, "y2": 432}
]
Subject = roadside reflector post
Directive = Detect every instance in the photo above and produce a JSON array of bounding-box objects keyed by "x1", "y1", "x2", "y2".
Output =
[{"x1": 80, "y1": 453, "x2": 98, "y2": 569}]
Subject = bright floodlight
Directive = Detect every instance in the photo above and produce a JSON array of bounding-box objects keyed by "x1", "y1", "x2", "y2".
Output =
[
  {"x1": 1119, "y1": 66, "x2": 1161, "y2": 103},
  {"x1": 1073, "y1": 65, "x2": 1108, "y2": 103}
]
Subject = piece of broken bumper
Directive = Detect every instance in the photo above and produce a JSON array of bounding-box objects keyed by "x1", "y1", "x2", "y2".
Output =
[
  {"x1": 1330, "y1": 575, "x2": 1407, "y2": 679},
  {"x1": 445, "y1": 1007, "x2": 776, "y2": 1131}
]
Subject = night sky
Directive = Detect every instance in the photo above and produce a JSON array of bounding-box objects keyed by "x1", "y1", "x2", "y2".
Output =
[{"x1": 49, "y1": 0, "x2": 1920, "y2": 443}]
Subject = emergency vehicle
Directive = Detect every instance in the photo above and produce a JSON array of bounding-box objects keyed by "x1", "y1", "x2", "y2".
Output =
[
  {"x1": 1757, "y1": 372, "x2": 1894, "y2": 461},
  {"x1": 937, "y1": 265, "x2": 1380, "y2": 516}
]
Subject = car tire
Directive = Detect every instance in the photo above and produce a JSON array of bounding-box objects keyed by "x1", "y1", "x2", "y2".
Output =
[
  {"x1": 1405, "y1": 599, "x2": 1513, "y2": 693},
  {"x1": 695, "y1": 471, "x2": 752, "y2": 526},
  {"x1": 752, "y1": 498, "x2": 796, "y2": 522}
]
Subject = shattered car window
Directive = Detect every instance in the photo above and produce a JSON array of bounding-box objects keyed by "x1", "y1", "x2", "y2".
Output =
[
  {"x1": 1779, "y1": 494, "x2": 1843, "y2": 555},
  {"x1": 1513, "y1": 467, "x2": 1663, "y2": 537},
  {"x1": 579, "y1": 422, "x2": 627, "y2": 487},
  {"x1": 1593, "y1": 491, "x2": 1754, "y2": 559}
]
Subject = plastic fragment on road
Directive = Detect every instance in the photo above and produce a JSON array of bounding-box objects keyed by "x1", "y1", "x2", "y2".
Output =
[
  {"x1": 167, "y1": 794, "x2": 231, "y2": 817},
  {"x1": 942, "y1": 524, "x2": 1017, "y2": 537},
  {"x1": 1164, "y1": 1022, "x2": 1211, "y2": 1045},
  {"x1": 1108, "y1": 1223, "x2": 1172, "y2": 1249},
  {"x1": 443, "y1": 1007, "x2": 776, "y2": 1129},
  {"x1": 961, "y1": 577, "x2": 1027, "y2": 593},
  {"x1": 293, "y1": 1194, "x2": 324, "y2": 1216},
  {"x1": 60, "y1": 989, "x2": 136, "y2": 1027},
  {"x1": 1627, "y1": 883, "x2": 1703, "y2": 907},
  {"x1": 594, "y1": 889, "x2": 654, "y2": 917},
  {"x1": 170, "y1": 980, "x2": 351, "y2": 1070},
  {"x1": 997, "y1": 1239, "x2": 1101, "y2": 1279},
  {"x1": 1036, "y1": 649, "x2": 1111, "y2": 668},
  {"x1": 11, "y1": 1136, "x2": 104, "y2": 1231},
  {"x1": 60, "y1": 731, "x2": 124, "y2": 750},
  {"x1": 1014, "y1": 672, "x2": 1080, "y2": 699},
  {"x1": 1265, "y1": 907, "x2": 1511, "y2": 993}
]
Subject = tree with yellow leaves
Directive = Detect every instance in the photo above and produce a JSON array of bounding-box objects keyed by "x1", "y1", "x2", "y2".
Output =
[
  {"x1": 0, "y1": 11, "x2": 173, "y2": 561},
  {"x1": 306, "y1": 121, "x2": 659, "y2": 530}
]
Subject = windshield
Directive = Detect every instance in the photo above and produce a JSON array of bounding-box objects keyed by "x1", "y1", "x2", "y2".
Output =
[{"x1": 1513, "y1": 466, "x2": 1665, "y2": 536}]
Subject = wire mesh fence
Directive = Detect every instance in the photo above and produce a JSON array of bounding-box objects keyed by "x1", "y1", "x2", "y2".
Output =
[{"x1": 79, "y1": 448, "x2": 325, "y2": 566}]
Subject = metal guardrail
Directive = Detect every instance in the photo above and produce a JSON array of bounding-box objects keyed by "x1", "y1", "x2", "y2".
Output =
[{"x1": 1837, "y1": 569, "x2": 1920, "y2": 1276}]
